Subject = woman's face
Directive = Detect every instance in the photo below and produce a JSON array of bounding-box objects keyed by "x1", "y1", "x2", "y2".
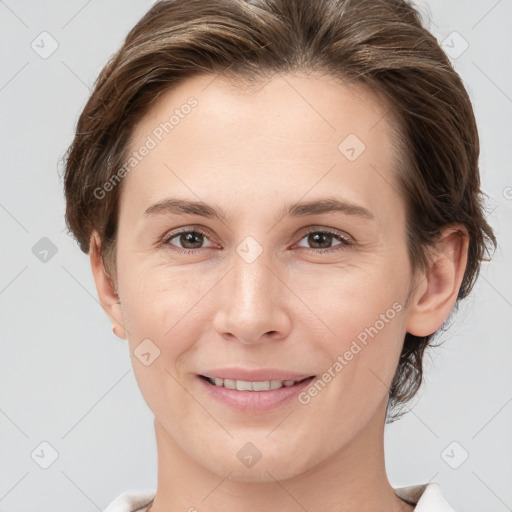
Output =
[{"x1": 110, "y1": 72, "x2": 420, "y2": 480}]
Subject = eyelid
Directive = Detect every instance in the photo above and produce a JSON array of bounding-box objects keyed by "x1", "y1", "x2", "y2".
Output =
[
  {"x1": 161, "y1": 225, "x2": 217, "y2": 246},
  {"x1": 161, "y1": 224, "x2": 354, "y2": 253},
  {"x1": 162, "y1": 225, "x2": 353, "y2": 241},
  {"x1": 292, "y1": 228, "x2": 354, "y2": 254},
  {"x1": 297, "y1": 225, "x2": 354, "y2": 243}
]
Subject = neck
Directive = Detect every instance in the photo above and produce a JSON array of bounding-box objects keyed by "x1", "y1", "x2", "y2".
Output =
[{"x1": 149, "y1": 398, "x2": 414, "y2": 512}]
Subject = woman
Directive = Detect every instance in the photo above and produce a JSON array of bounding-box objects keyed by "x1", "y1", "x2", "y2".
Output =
[{"x1": 63, "y1": 0, "x2": 496, "y2": 510}]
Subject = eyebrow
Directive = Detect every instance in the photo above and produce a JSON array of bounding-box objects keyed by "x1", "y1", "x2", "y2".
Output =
[{"x1": 144, "y1": 196, "x2": 375, "y2": 224}]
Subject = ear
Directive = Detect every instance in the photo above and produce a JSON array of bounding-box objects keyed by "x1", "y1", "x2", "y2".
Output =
[
  {"x1": 405, "y1": 224, "x2": 469, "y2": 337},
  {"x1": 89, "y1": 231, "x2": 127, "y2": 339}
]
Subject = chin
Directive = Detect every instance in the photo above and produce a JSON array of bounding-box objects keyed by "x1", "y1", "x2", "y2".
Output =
[
  {"x1": 224, "y1": 466, "x2": 299, "y2": 484},
  {"x1": 209, "y1": 449, "x2": 308, "y2": 483}
]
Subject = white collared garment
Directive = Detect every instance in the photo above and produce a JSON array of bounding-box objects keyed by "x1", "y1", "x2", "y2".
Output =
[{"x1": 103, "y1": 482, "x2": 456, "y2": 512}]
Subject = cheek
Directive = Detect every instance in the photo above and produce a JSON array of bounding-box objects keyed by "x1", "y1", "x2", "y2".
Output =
[
  {"x1": 119, "y1": 263, "x2": 213, "y2": 400},
  {"x1": 298, "y1": 261, "x2": 409, "y2": 395},
  {"x1": 301, "y1": 259, "x2": 408, "y2": 339},
  {"x1": 119, "y1": 253, "x2": 205, "y2": 328},
  {"x1": 296, "y1": 286, "x2": 406, "y2": 443}
]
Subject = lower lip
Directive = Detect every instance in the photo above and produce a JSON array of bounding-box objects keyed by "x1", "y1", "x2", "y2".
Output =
[{"x1": 197, "y1": 375, "x2": 315, "y2": 413}]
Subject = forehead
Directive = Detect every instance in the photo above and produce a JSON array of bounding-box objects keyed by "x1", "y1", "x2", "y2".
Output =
[
  {"x1": 122, "y1": 72, "x2": 402, "y2": 224},
  {"x1": 131, "y1": 72, "x2": 395, "y2": 149}
]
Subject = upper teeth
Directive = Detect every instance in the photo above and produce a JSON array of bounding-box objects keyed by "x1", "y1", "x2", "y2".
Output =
[{"x1": 206, "y1": 377, "x2": 301, "y2": 391}]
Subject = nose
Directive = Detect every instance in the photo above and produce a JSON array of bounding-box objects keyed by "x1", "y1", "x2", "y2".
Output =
[{"x1": 212, "y1": 250, "x2": 292, "y2": 344}]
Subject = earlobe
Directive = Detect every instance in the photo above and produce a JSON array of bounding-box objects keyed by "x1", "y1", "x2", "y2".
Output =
[
  {"x1": 405, "y1": 224, "x2": 469, "y2": 337},
  {"x1": 89, "y1": 231, "x2": 127, "y2": 339}
]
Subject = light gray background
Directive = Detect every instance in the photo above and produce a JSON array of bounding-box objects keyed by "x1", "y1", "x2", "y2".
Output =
[{"x1": 0, "y1": 1, "x2": 511, "y2": 511}]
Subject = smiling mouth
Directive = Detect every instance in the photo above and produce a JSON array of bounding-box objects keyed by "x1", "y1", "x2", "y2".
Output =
[{"x1": 199, "y1": 375, "x2": 315, "y2": 391}]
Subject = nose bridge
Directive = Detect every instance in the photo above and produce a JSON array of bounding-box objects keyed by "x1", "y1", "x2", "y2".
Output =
[
  {"x1": 231, "y1": 241, "x2": 277, "y2": 312},
  {"x1": 214, "y1": 241, "x2": 288, "y2": 342}
]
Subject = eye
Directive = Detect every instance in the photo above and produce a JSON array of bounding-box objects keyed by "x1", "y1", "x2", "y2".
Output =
[
  {"x1": 295, "y1": 228, "x2": 353, "y2": 254},
  {"x1": 161, "y1": 226, "x2": 353, "y2": 255},
  {"x1": 162, "y1": 227, "x2": 217, "y2": 254}
]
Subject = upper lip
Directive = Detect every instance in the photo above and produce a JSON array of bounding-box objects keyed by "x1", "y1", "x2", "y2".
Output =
[{"x1": 199, "y1": 368, "x2": 314, "y2": 382}]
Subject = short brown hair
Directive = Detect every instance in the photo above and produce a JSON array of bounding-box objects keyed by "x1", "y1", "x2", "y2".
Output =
[{"x1": 62, "y1": 0, "x2": 497, "y2": 421}]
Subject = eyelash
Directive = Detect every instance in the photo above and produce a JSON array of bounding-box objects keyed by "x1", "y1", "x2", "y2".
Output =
[{"x1": 161, "y1": 226, "x2": 353, "y2": 255}]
